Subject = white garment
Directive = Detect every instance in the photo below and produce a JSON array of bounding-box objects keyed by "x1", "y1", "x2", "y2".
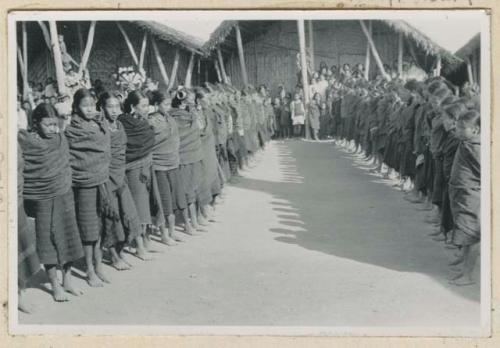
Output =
[{"x1": 17, "y1": 108, "x2": 28, "y2": 130}]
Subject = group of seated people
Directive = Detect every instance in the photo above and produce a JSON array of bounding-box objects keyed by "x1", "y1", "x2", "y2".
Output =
[{"x1": 17, "y1": 76, "x2": 279, "y2": 313}]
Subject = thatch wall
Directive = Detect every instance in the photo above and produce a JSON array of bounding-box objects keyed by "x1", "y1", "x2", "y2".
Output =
[{"x1": 17, "y1": 21, "x2": 215, "y2": 95}]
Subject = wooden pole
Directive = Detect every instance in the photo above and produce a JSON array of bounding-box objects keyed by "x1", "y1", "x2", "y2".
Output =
[
  {"x1": 37, "y1": 21, "x2": 52, "y2": 52},
  {"x1": 168, "y1": 48, "x2": 180, "y2": 90},
  {"x1": 359, "y1": 20, "x2": 389, "y2": 80},
  {"x1": 184, "y1": 52, "x2": 195, "y2": 88},
  {"x1": 364, "y1": 21, "x2": 371, "y2": 80},
  {"x1": 22, "y1": 22, "x2": 28, "y2": 99},
  {"x1": 217, "y1": 47, "x2": 228, "y2": 84},
  {"x1": 397, "y1": 32, "x2": 403, "y2": 78},
  {"x1": 116, "y1": 22, "x2": 139, "y2": 66},
  {"x1": 139, "y1": 32, "x2": 148, "y2": 74},
  {"x1": 471, "y1": 51, "x2": 479, "y2": 84},
  {"x1": 297, "y1": 19, "x2": 310, "y2": 140},
  {"x1": 235, "y1": 23, "x2": 248, "y2": 86},
  {"x1": 17, "y1": 46, "x2": 26, "y2": 86},
  {"x1": 151, "y1": 37, "x2": 170, "y2": 87},
  {"x1": 308, "y1": 20, "x2": 315, "y2": 71},
  {"x1": 79, "y1": 21, "x2": 96, "y2": 75},
  {"x1": 48, "y1": 21, "x2": 67, "y2": 95},
  {"x1": 214, "y1": 60, "x2": 222, "y2": 83},
  {"x1": 76, "y1": 22, "x2": 84, "y2": 57},
  {"x1": 466, "y1": 57, "x2": 474, "y2": 84},
  {"x1": 204, "y1": 62, "x2": 209, "y2": 83},
  {"x1": 435, "y1": 54, "x2": 442, "y2": 76}
]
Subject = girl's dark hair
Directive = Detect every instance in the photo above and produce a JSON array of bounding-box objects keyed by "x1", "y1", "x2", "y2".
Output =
[
  {"x1": 124, "y1": 90, "x2": 148, "y2": 113},
  {"x1": 96, "y1": 91, "x2": 121, "y2": 112},
  {"x1": 72, "y1": 88, "x2": 95, "y2": 114},
  {"x1": 149, "y1": 90, "x2": 168, "y2": 106},
  {"x1": 459, "y1": 109, "x2": 481, "y2": 128},
  {"x1": 32, "y1": 103, "x2": 59, "y2": 126}
]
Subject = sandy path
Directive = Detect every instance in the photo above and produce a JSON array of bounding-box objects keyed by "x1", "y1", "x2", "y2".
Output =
[{"x1": 19, "y1": 139, "x2": 480, "y2": 331}]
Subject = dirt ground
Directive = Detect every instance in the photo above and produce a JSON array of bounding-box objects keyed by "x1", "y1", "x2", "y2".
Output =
[{"x1": 19, "y1": 139, "x2": 480, "y2": 329}]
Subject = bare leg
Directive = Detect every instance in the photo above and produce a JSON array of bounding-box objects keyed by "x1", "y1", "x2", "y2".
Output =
[
  {"x1": 181, "y1": 208, "x2": 195, "y2": 235},
  {"x1": 168, "y1": 214, "x2": 185, "y2": 242},
  {"x1": 63, "y1": 262, "x2": 83, "y2": 296},
  {"x1": 160, "y1": 223, "x2": 177, "y2": 246},
  {"x1": 450, "y1": 243, "x2": 479, "y2": 286},
  {"x1": 18, "y1": 288, "x2": 33, "y2": 314},
  {"x1": 45, "y1": 265, "x2": 68, "y2": 302},
  {"x1": 109, "y1": 245, "x2": 130, "y2": 270},
  {"x1": 135, "y1": 231, "x2": 152, "y2": 261},
  {"x1": 83, "y1": 242, "x2": 102, "y2": 287},
  {"x1": 94, "y1": 238, "x2": 110, "y2": 283}
]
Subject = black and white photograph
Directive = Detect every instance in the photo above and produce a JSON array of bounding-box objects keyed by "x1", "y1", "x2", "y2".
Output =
[{"x1": 8, "y1": 10, "x2": 490, "y2": 336}]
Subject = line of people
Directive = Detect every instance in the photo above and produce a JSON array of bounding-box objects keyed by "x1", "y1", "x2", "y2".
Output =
[
  {"x1": 17, "y1": 82, "x2": 278, "y2": 312},
  {"x1": 329, "y1": 75, "x2": 481, "y2": 286}
]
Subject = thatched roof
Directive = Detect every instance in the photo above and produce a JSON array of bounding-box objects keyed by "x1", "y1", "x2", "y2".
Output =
[
  {"x1": 130, "y1": 21, "x2": 206, "y2": 55},
  {"x1": 455, "y1": 33, "x2": 480, "y2": 59},
  {"x1": 203, "y1": 19, "x2": 462, "y2": 71}
]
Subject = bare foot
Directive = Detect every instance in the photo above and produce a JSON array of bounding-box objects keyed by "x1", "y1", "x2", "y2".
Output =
[
  {"x1": 64, "y1": 284, "x2": 84, "y2": 296},
  {"x1": 449, "y1": 256, "x2": 464, "y2": 266},
  {"x1": 136, "y1": 249, "x2": 153, "y2": 261},
  {"x1": 449, "y1": 275, "x2": 475, "y2": 286},
  {"x1": 52, "y1": 286, "x2": 69, "y2": 302},
  {"x1": 18, "y1": 295, "x2": 34, "y2": 314},
  {"x1": 112, "y1": 258, "x2": 131, "y2": 271},
  {"x1": 171, "y1": 233, "x2": 186, "y2": 242},
  {"x1": 447, "y1": 271, "x2": 464, "y2": 281},
  {"x1": 160, "y1": 236, "x2": 177, "y2": 246},
  {"x1": 87, "y1": 272, "x2": 104, "y2": 287},
  {"x1": 95, "y1": 268, "x2": 111, "y2": 284}
]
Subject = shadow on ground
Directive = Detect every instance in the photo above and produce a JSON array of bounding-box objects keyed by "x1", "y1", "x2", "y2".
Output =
[{"x1": 234, "y1": 140, "x2": 480, "y2": 303}]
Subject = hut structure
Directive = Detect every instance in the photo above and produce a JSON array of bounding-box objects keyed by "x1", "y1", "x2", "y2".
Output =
[
  {"x1": 203, "y1": 20, "x2": 462, "y2": 94},
  {"x1": 16, "y1": 20, "x2": 217, "y2": 99},
  {"x1": 446, "y1": 33, "x2": 480, "y2": 88}
]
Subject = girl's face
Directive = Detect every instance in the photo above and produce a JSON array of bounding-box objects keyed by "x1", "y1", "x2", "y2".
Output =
[
  {"x1": 38, "y1": 117, "x2": 59, "y2": 137},
  {"x1": 294, "y1": 94, "x2": 300, "y2": 101},
  {"x1": 158, "y1": 98, "x2": 172, "y2": 115},
  {"x1": 78, "y1": 96, "x2": 97, "y2": 120},
  {"x1": 456, "y1": 119, "x2": 479, "y2": 141},
  {"x1": 133, "y1": 97, "x2": 150, "y2": 118},
  {"x1": 104, "y1": 97, "x2": 121, "y2": 122},
  {"x1": 442, "y1": 114, "x2": 456, "y2": 132}
]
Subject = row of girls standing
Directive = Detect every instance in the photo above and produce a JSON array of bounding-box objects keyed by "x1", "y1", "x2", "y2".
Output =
[
  {"x1": 330, "y1": 76, "x2": 481, "y2": 286},
  {"x1": 17, "y1": 82, "x2": 273, "y2": 310}
]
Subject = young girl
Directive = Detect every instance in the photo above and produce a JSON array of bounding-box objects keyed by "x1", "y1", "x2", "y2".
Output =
[
  {"x1": 290, "y1": 93, "x2": 305, "y2": 138},
  {"x1": 308, "y1": 92, "x2": 322, "y2": 140},
  {"x1": 17, "y1": 138, "x2": 41, "y2": 312},
  {"x1": 21, "y1": 103, "x2": 84, "y2": 302},
  {"x1": 148, "y1": 90, "x2": 193, "y2": 242},
  {"x1": 65, "y1": 88, "x2": 111, "y2": 287},
  {"x1": 118, "y1": 91, "x2": 161, "y2": 259},
  {"x1": 171, "y1": 88, "x2": 206, "y2": 232},
  {"x1": 97, "y1": 92, "x2": 142, "y2": 270},
  {"x1": 448, "y1": 110, "x2": 481, "y2": 286}
]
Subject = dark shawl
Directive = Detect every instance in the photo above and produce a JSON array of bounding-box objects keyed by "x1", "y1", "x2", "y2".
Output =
[
  {"x1": 108, "y1": 120, "x2": 128, "y2": 191},
  {"x1": 19, "y1": 130, "x2": 72, "y2": 200},
  {"x1": 147, "y1": 112, "x2": 180, "y2": 171},
  {"x1": 171, "y1": 108, "x2": 203, "y2": 165},
  {"x1": 118, "y1": 113, "x2": 156, "y2": 166}
]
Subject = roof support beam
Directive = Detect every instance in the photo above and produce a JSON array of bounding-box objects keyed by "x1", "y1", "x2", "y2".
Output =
[
  {"x1": 466, "y1": 57, "x2": 474, "y2": 84},
  {"x1": 397, "y1": 32, "x2": 403, "y2": 78},
  {"x1": 364, "y1": 21, "x2": 371, "y2": 80},
  {"x1": 297, "y1": 19, "x2": 310, "y2": 140},
  {"x1": 184, "y1": 51, "x2": 195, "y2": 88},
  {"x1": 138, "y1": 32, "x2": 148, "y2": 75},
  {"x1": 308, "y1": 20, "x2": 315, "y2": 71},
  {"x1": 235, "y1": 23, "x2": 249, "y2": 86},
  {"x1": 151, "y1": 37, "x2": 170, "y2": 87},
  {"x1": 48, "y1": 21, "x2": 67, "y2": 95},
  {"x1": 435, "y1": 54, "x2": 442, "y2": 76},
  {"x1": 217, "y1": 47, "x2": 229, "y2": 84},
  {"x1": 79, "y1": 21, "x2": 96, "y2": 75},
  {"x1": 214, "y1": 59, "x2": 222, "y2": 83},
  {"x1": 168, "y1": 48, "x2": 180, "y2": 90},
  {"x1": 359, "y1": 20, "x2": 390, "y2": 81},
  {"x1": 116, "y1": 22, "x2": 139, "y2": 67},
  {"x1": 37, "y1": 21, "x2": 52, "y2": 52}
]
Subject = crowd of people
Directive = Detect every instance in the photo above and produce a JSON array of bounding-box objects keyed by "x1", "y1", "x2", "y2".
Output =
[
  {"x1": 17, "y1": 77, "x2": 279, "y2": 312},
  {"x1": 17, "y1": 53, "x2": 481, "y2": 314}
]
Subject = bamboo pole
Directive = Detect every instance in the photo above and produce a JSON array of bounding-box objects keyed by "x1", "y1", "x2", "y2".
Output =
[
  {"x1": 235, "y1": 23, "x2": 248, "y2": 86},
  {"x1": 139, "y1": 32, "x2": 148, "y2": 73},
  {"x1": 22, "y1": 22, "x2": 28, "y2": 99},
  {"x1": 308, "y1": 20, "x2": 315, "y2": 71},
  {"x1": 397, "y1": 32, "x2": 403, "y2": 78},
  {"x1": 168, "y1": 48, "x2": 180, "y2": 90},
  {"x1": 76, "y1": 21, "x2": 84, "y2": 57},
  {"x1": 79, "y1": 21, "x2": 96, "y2": 75},
  {"x1": 364, "y1": 21, "x2": 371, "y2": 80},
  {"x1": 48, "y1": 21, "x2": 67, "y2": 95},
  {"x1": 435, "y1": 54, "x2": 442, "y2": 76},
  {"x1": 184, "y1": 52, "x2": 195, "y2": 88},
  {"x1": 17, "y1": 46, "x2": 26, "y2": 85},
  {"x1": 151, "y1": 37, "x2": 170, "y2": 87},
  {"x1": 217, "y1": 47, "x2": 228, "y2": 84},
  {"x1": 359, "y1": 20, "x2": 389, "y2": 80},
  {"x1": 116, "y1": 22, "x2": 139, "y2": 66},
  {"x1": 214, "y1": 60, "x2": 222, "y2": 83},
  {"x1": 466, "y1": 57, "x2": 474, "y2": 84},
  {"x1": 37, "y1": 21, "x2": 52, "y2": 52},
  {"x1": 297, "y1": 19, "x2": 310, "y2": 140}
]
